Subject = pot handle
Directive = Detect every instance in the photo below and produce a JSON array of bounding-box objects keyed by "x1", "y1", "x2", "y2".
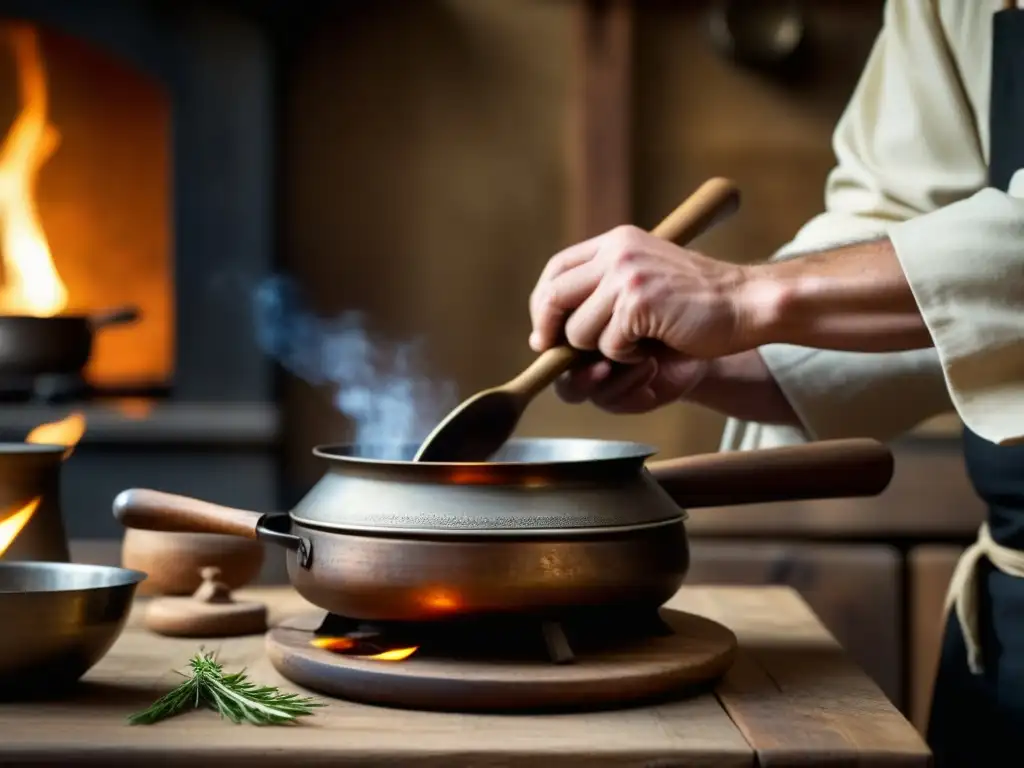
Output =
[
  {"x1": 645, "y1": 438, "x2": 894, "y2": 508},
  {"x1": 89, "y1": 305, "x2": 141, "y2": 330},
  {"x1": 112, "y1": 488, "x2": 262, "y2": 539}
]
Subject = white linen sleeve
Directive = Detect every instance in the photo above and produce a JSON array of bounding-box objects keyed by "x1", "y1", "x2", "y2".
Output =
[{"x1": 720, "y1": 0, "x2": 989, "y2": 451}]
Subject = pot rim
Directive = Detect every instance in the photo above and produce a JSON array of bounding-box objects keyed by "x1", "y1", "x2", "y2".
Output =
[
  {"x1": 282, "y1": 512, "x2": 688, "y2": 539},
  {"x1": 311, "y1": 437, "x2": 659, "y2": 468},
  {"x1": 0, "y1": 443, "x2": 66, "y2": 455},
  {"x1": 0, "y1": 562, "x2": 147, "y2": 594}
]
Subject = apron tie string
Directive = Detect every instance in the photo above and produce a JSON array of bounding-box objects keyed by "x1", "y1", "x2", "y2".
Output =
[{"x1": 944, "y1": 522, "x2": 1024, "y2": 674}]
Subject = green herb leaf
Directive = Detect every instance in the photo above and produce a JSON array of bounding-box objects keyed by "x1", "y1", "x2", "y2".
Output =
[{"x1": 128, "y1": 651, "x2": 324, "y2": 726}]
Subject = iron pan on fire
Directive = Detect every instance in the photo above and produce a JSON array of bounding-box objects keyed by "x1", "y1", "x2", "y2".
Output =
[
  {"x1": 0, "y1": 305, "x2": 140, "y2": 377},
  {"x1": 0, "y1": 562, "x2": 146, "y2": 698},
  {"x1": 112, "y1": 437, "x2": 894, "y2": 623}
]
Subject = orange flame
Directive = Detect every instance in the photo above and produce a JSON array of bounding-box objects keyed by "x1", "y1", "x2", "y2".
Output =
[
  {"x1": 310, "y1": 636, "x2": 419, "y2": 662},
  {"x1": 0, "y1": 496, "x2": 40, "y2": 556},
  {"x1": 113, "y1": 398, "x2": 154, "y2": 421},
  {"x1": 0, "y1": 25, "x2": 67, "y2": 317},
  {"x1": 26, "y1": 411, "x2": 86, "y2": 458},
  {"x1": 310, "y1": 637, "x2": 356, "y2": 652},
  {"x1": 420, "y1": 588, "x2": 461, "y2": 613},
  {"x1": 363, "y1": 647, "x2": 418, "y2": 661}
]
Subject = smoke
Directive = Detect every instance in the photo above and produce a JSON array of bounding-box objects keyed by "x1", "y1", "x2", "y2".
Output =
[{"x1": 252, "y1": 275, "x2": 457, "y2": 459}]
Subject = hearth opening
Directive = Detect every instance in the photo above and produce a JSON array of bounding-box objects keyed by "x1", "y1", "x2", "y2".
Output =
[{"x1": 0, "y1": 21, "x2": 172, "y2": 389}]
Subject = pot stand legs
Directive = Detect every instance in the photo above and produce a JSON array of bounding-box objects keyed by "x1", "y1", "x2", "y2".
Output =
[{"x1": 311, "y1": 607, "x2": 676, "y2": 665}]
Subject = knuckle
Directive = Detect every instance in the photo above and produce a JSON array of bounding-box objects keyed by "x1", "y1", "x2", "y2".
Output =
[
  {"x1": 564, "y1": 325, "x2": 593, "y2": 350},
  {"x1": 613, "y1": 249, "x2": 639, "y2": 269},
  {"x1": 536, "y1": 284, "x2": 563, "y2": 314},
  {"x1": 623, "y1": 268, "x2": 648, "y2": 292},
  {"x1": 606, "y1": 226, "x2": 644, "y2": 263},
  {"x1": 547, "y1": 251, "x2": 573, "y2": 274},
  {"x1": 608, "y1": 223, "x2": 642, "y2": 243}
]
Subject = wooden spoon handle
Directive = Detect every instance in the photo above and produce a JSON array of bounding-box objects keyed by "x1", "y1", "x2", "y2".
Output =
[
  {"x1": 650, "y1": 177, "x2": 740, "y2": 243},
  {"x1": 113, "y1": 488, "x2": 262, "y2": 539},
  {"x1": 513, "y1": 177, "x2": 741, "y2": 397},
  {"x1": 508, "y1": 347, "x2": 602, "y2": 400},
  {"x1": 646, "y1": 438, "x2": 894, "y2": 508}
]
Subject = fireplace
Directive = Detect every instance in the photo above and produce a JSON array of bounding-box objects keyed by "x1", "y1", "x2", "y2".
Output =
[
  {"x1": 0, "y1": 23, "x2": 172, "y2": 390},
  {"x1": 0, "y1": 0, "x2": 281, "y2": 550}
]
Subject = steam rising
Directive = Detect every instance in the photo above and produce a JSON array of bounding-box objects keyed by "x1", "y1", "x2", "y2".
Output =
[{"x1": 252, "y1": 275, "x2": 457, "y2": 459}]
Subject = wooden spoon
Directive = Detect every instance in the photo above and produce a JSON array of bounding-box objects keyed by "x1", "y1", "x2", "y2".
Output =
[{"x1": 413, "y1": 177, "x2": 741, "y2": 463}]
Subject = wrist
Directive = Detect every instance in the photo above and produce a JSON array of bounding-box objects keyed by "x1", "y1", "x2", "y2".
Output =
[
  {"x1": 729, "y1": 238, "x2": 930, "y2": 354},
  {"x1": 731, "y1": 263, "x2": 792, "y2": 350},
  {"x1": 682, "y1": 349, "x2": 801, "y2": 427}
]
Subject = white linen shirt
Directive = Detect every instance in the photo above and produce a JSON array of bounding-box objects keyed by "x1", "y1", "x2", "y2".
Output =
[{"x1": 721, "y1": 0, "x2": 1024, "y2": 452}]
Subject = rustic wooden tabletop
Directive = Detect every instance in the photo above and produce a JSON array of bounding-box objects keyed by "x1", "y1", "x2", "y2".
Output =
[{"x1": 0, "y1": 585, "x2": 930, "y2": 767}]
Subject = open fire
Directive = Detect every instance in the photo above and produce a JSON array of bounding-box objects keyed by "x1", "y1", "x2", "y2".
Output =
[
  {"x1": 0, "y1": 410, "x2": 85, "y2": 556},
  {"x1": 0, "y1": 24, "x2": 66, "y2": 318},
  {"x1": 0, "y1": 22, "x2": 172, "y2": 387},
  {"x1": 311, "y1": 636, "x2": 419, "y2": 662},
  {"x1": 26, "y1": 410, "x2": 85, "y2": 457},
  {"x1": 0, "y1": 497, "x2": 40, "y2": 557}
]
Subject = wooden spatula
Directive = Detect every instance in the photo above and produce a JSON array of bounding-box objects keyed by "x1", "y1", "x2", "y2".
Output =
[{"x1": 413, "y1": 177, "x2": 741, "y2": 463}]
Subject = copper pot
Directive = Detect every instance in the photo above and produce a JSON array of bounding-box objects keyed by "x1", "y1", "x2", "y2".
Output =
[{"x1": 112, "y1": 438, "x2": 892, "y2": 622}]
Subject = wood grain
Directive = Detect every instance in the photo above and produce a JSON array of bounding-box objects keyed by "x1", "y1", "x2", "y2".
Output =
[
  {"x1": 0, "y1": 586, "x2": 928, "y2": 767},
  {"x1": 687, "y1": 541, "x2": 903, "y2": 711},
  {"x1": 567, "y1": 0, "x2": 632, "y2": 241},
  {"x1": 683, "y1": 588, "x2": 930, "y2": 767}
]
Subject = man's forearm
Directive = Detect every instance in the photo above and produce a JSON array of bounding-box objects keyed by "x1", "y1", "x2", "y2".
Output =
[{"x1": 738, "y1": 238, "x2": 935, "y2": 353}]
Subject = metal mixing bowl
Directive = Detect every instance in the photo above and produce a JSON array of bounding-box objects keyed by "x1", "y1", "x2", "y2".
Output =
[{"x1": 0, "y1": 562, "x2": 146, "y2": 698}]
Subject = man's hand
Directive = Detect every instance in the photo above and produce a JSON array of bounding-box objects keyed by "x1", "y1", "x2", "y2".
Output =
[
  {"x1": 555, "y1": 350, "x2": 709, "y2": 414},
  {"x1": 553, "y1": 347, "x2": 802, "y2": 428},
  {"x1": 528, "y1": 225, "x2": 755, "y2": 363},
  {"x1": 530, "y1": 229, "x2": 931, "y2": 366}
]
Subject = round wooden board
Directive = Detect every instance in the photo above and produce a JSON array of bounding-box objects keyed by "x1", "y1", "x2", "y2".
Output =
[{"x1": 266, "y1": 609, "x2": 737, "y2": 712}]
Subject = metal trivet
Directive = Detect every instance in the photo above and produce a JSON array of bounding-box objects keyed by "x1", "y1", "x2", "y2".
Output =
[{"x1": 313, "y1": 608, "x2": 676, "y2": 665}]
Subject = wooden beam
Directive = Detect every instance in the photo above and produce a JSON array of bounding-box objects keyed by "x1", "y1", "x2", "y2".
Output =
[{"x1": 566, "y1": 0, "x2": 633, "y2": 242}]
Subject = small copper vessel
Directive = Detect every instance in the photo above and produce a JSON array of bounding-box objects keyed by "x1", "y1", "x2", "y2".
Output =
[{"x1": 0, "y1": 443, "x2": 68, "y2": 563}]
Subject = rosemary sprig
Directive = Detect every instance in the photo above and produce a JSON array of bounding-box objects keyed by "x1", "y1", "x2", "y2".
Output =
[{"x1": 128, "y1": 651, "x2": 324, "y2": 725}]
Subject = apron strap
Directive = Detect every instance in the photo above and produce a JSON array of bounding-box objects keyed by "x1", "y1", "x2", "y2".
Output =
[{"x1": 944, "y1": 522, "x2": 1024, "y2": 673}]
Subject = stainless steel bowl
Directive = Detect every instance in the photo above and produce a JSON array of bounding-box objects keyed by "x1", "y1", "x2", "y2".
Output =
[{"x1": 0, "y1": 562, "x2": 146, "y2": 698}]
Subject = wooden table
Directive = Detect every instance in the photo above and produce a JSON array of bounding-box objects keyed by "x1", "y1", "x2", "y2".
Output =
[{"x1": 0, "y1": 586, "x2": 930, "y2": 767}]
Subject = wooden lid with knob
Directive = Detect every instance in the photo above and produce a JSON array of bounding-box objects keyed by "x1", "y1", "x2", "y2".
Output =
[{"x1": 144, "y1": 566, "x2": 268, "y2": 637}]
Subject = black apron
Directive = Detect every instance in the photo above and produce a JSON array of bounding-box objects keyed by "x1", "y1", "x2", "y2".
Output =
[{"x1": 924, "y1": 7, "x2": 1024, "y2": 766}]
